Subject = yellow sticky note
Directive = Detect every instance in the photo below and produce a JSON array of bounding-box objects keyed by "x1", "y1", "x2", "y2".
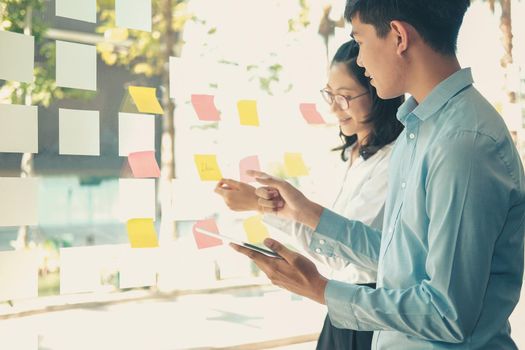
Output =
[
  {"x1": 243, "y1": 215, "x2": 269, "y2": 244},
  {"x1": 129, "y1": 86, "x2": 164, "y2": 115},
  {"x1": 126, "y1": 218, "x2": 159, "y2": 248},
  {"x1": 194, "y1": 154, "x2": 223, "y2": 181},
  {"x1": 237, "y1": 100, "x2": 260, "y2": 126},
  {"x1": 284, "y1": 153, "x2": 309, "y2": 177}
]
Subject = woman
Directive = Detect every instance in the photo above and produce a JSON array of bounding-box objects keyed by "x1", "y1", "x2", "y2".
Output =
[{"x1": 215, "y1": 40, "x2": 403, "y2": 350}]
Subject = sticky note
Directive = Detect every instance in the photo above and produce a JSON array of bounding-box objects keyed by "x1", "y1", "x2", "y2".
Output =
[
  {"x1": 0, "y1": 104, "x2": 38, "y2": 154},
  {"x1": 56, "y1": 40, "x2": 97, "y2": 91},
  {"x1": 194, "y1": 154, "x2": 223, "y2": 181},
  {"x1": 0, "y1": 31, "x2": 34, "y2": 83},
  {"x1": 120, "y1": 91, "x2": 140, "y2": 114},
  {"x1": 60, "y1": 245, "x2": 118, "y2": 294},
  {"x1": 0, "y1": 250, "x2": 38, "y2": 301},
  {"x1": 237, "y1": 100, "x2": 260, "y2": 126},
  {"x1": 0, "y1": 177, "x2": 38, "y2": 227},
  {"x1": 116, "y1": 0, "x2": 152, "y2": 32},
  {"x1": 126, "y1": 218, "x2": 159, "y2": 248},
  {"x1": 119, "y1": 248, "x2": 158, "y2": 288},
  {"x1": 118, "y1": 113, "x2": 155, "y2": 157},
  {"x1": 171, "y1": 180, "x2": 222, "y2": 220},
  {"x1": 118, "y1": 178, "x2": 156, "y2": 221},
  {"x1": 284, "y1": 153, "x2": 309, "y2": 177},
  {"x1": 128, "y1": 151, "x2": 160, "y2": 178},
  {"x1": 59, "y1": 108, "x2": 100, "y2": 156},
  {"x1": 243, "y1": 215, "x2": 269, "y2": 244},
  {"x1": 239, "y1": 155, "x2": 261, "y2": 183},
  {"x1": 56, "y1": 0, "x2": 96, "y2": 23},
  {"x1": 299, "y1": 103, "x2": 325, "y2": 124},
  {"x1": 192, "y1": 219, "x2": 222, "y2": 249},
  {"x1": 129, "y1": 86, "x2": 164, "y2": 115},
  {"x1": 191, "y1": 94, "x2": 220, "y2": 121}
]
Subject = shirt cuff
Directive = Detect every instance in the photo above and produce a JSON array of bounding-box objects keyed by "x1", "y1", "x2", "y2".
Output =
[
  {"x1": 309, "y1": 208, "x2": 348, "y2": 258},
  {"x1": 325, "y1": 279, "x2": 361, "y2": 330},
  {"x1": 315, "y1": 208, "x2": 348, "y2": 240}
]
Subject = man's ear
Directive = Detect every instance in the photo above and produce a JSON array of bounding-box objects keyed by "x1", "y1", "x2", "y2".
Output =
[{"x1": 390, "y1": 20, "x2": 410, "y2": 56}]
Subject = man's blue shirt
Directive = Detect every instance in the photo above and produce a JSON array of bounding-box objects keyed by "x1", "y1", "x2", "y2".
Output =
[{"x1": 310, "y1": 68, "x2": 525, "y2": 349}]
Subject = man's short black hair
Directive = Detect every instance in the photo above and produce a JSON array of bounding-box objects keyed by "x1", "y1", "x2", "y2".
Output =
[{"x1": 345, "y1": 0, "x2": 471, "y2": 55}]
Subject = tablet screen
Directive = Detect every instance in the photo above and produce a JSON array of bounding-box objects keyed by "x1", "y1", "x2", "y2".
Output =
[{"x1": 193, "y1": 227, "x2": 282, "y2": 259}]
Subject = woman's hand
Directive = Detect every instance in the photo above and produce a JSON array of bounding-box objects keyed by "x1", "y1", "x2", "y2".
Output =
[{"x1": 214, "y1": 178, "x2": 260, "y2": 212}]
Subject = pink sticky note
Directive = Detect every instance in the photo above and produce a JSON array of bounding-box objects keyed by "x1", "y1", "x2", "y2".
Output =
[
  {"x1": 128, "y1": 151, "x2": 161, "y2": 178},
  {"x1": 192, "y1": 219, "x2": 223, "y2": 249},
  {"x1": 240, "y1": 155, "x2": 261, "y2": 183},
  {"x1": 191, "y1": 94, "x2": 221, "y2": 121},
  {"x1": 299, "y1": 103, "x2": 325, "y2": 124}
]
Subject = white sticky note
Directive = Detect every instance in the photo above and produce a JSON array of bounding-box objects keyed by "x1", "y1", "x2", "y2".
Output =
[
  {"x1": 171, "y1": 180, "x2": 223, "y2": 220},
  {"x1": 119, "y1": 248, "x2": 158, "y2": 289},
  {"x1": 0, "y1": 250, "x2": 38, "y2": 302},
  {"x1": 0, "y1": 31, "x2": 34, "y2": 83},
  {"x1": 115, "y1": 0, "x2": 152, "y2": 32},
  {"x1": 60, "y1": 245, "x2": 119, "y2": 294},
  {"x1": 56, "y1": 0, "x2": 96, "y2": 23},
  {"x1": 0, "y1": 177, "x2": 38, "y2": 227},
  {"x1": 56, "y1": 40, "x2": 97, "y2": 90},
  {"x1": 0, "y1": 103, "x2": 38, "y2": 154},
  {"x1": 59, "y1": 108, "x2": 99, "y2": 156},
  {"x1": 118, "y1": 113, "x2": 155, "y2": 157},
  {"x1": 118, "y1": 178, "x2": 156, "y2": 221}
]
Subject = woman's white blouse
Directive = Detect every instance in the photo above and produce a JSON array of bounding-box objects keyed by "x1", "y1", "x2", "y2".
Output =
[{"x1": 263, "y1": 142, "x2": 393, "y2": 284}]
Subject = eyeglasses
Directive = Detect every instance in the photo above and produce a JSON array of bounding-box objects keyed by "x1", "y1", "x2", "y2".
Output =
[{"x1": 320, "y1": 89, "x2": 369, "y2": 110}]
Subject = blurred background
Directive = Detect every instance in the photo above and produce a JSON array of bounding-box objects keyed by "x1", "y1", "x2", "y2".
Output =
[{"x1": 0, "y1": 0, "x2": 524, "y2": 349}]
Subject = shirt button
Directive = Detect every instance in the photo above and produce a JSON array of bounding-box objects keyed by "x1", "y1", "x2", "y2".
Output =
[
  {"x1": 409, "y1": 133, "x2": 416, "y2": 139},
  {"x1": 315, "y1": 248, "x2": 322, "y2": 253},
  {"x1": 401, "y1": 182, "x2": 406, "y2": 189},
  {"x1": 388, "y1": 228, "x2": 393, "y2": 234},
  {"x1": 319, "y1": 239, "x2": 326, "y2": 245}
]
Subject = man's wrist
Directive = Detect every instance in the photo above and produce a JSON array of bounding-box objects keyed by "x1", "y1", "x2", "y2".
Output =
[
  {"x1": 313, "y1": 276, "x2": 328, "y2": 305},
  {"x1": 296, "y1": 200, "x2": 323, "y2": 229}
]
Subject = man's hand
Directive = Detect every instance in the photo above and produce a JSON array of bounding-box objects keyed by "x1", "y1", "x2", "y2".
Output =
[
  {"x1": 214, "y1": 178, "x2": 261, "y2": 212},
  {"x1": 248, "y1": 170, "x2": 324, "y2": 228},
  {"x1": 231, "y1": 238, "x2": 328, "y2": 304}
]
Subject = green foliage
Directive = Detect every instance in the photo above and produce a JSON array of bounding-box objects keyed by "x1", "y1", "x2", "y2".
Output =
[
  {"x1": 288, "y1": 0, "x2": 311, "y2": 32},
  {"x1": 96, "y1": 0, "x2": 192, "y2": 79},
  {"x1": 0, "y1": 0, "x2": 94, "y2": 106}
]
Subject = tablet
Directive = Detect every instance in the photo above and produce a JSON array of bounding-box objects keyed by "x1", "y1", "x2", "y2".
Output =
[{"x1": 193, "y1": 227, "x2": 282, "y2": 259}]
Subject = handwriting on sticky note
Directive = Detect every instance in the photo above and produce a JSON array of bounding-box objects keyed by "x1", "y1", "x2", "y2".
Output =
[
  {"x1": 193, "y1": 219, "x2": 223, "y2": 249},
  {"x1": 243, "y1": 215, "x2": 269, "y2": 244},
  {"x1": 126, "y1": 218, "x2": 159, "y2": 248},
  {"x1": 284, "y1": 153, "x2": 309, "y2": 177},
  {"x1": 299, "y1": 103, "x2": 325, "y2": 124},
  {"x1": 129, "y1": 86, "x2": 164, "y2": 114},
  {"x1": 128, "y1": 151, "x2": 160, "y2": 178},
  {"x1": 239, "y1": 155, "x2": 261, "y2": 183},
  {"x1": 194, "y1": 154, "x2": 223, "y2": 181},
  {"x1": 237, "y1": 100, "x2": 260, "y2": 126},
  {"x1": 191, "y1": 94, "x2": 220, "y2": 121}
]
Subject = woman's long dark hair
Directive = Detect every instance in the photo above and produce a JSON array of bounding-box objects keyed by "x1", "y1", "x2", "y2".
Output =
[{"x1": 331, "y1": 40, "x2": 404, "y2": 161}]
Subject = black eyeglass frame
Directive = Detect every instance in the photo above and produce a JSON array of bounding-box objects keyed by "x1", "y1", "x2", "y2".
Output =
[{"x1": 320, "y1": 89, "x2": 369, "y2": 110}]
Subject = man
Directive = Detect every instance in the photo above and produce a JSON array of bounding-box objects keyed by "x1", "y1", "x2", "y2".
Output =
[{"x1": 231, "y1": 0, "x2": 525, "y2": 349}]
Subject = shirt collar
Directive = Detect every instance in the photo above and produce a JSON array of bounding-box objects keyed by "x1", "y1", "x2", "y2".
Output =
[{"x1": 396, "y1": 68, "x2": 474, "y2": 125}]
